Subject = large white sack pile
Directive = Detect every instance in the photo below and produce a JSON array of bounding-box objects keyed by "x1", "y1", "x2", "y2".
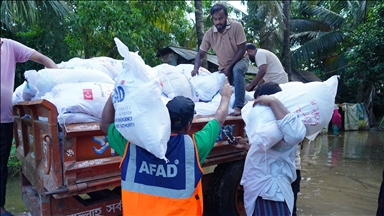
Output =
[
  {"x1": 12, "y1": 40, "x2": 254, "y2": 127},
  {"x1": 242, "y1": 75, "x2": 339, "y2": 149},
  {"x1": 12, "y1": 56, "x2": 124, "y2": 125}
]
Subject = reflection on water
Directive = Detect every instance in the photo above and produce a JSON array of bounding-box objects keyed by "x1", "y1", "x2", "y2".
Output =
[
  {"x1": 5, "y1": 131, "x2": 384, "y2": 215},
  {"x1": 299, "y1": 131, "x2": 384, "y2": 216}
]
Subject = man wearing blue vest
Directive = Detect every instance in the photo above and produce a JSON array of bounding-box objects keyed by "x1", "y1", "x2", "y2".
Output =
[{"x1": 100, "y1": 78, "x2": 233, "y2": 215}]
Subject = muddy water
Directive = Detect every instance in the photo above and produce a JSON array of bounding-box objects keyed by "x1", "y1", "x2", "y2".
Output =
[
  {"x1": 5, "y1": 131, "x2": 384, "y2": 215},
  {"x1": 298, "y1": 131, "x2": 384, "y2": 216}
]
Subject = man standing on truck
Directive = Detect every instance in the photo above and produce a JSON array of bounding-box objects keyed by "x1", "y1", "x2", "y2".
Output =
[
  {"x1": 233, "y1": 82, "x2": 306, "y2": 216},
  {"x1": 0, "y1": 38, "x2": 57, "y2": 216},
  {"x1": 245, "y1": 43, "x2": 288, "y2": 91},
  {"x1": 100, "y1": 78, "x2": 233, "y2": 215},
  {"x1": 191, "y1": 3, "x2": 248, "y2": 116}
]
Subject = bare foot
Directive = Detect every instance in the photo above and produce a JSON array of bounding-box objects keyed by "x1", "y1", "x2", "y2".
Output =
[{"x1": 230, "y1": 107, "x2": 241, "y2": 116}]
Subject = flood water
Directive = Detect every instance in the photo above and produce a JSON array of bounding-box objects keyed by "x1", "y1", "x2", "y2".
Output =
[
  {"x1": 298, "y1": 130, "x2": 384, "y2": 216},
  {"x1": 5, "y1": 131, "x2": 384, "y2": 215}
]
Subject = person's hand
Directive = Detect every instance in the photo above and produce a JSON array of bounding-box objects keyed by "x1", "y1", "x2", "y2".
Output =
[
  {"x1": 220, "y1": 77, "x2": 233, "y2": 98},
  {"x1": 191, "y1": 69, "x2": 198, "y2": 77},
  {"x1": 245, "y1": 83, "x2": 254, "y2": 91},
  {"x1": 253, "y1": 95, "x2": 276, "y2": 107},
  {"x1": 220, "y1": 68, "x2": 231, "y2": 77},
  {"x1": 231, "y1": 136, "x2": 250, "y2": 151}
]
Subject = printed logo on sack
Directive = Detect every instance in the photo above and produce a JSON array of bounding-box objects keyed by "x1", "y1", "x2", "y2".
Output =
[
  {"x1": 83, "y1": 89, "x2": 93, "y2": 100},
  {"x1": 112, "y1": 86, "x2": 125, "y2": 103}
]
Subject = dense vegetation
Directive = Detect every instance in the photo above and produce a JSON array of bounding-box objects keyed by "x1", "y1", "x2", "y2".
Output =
[{"x1": 1, "y1": 0, "x2": 383, "y2": 119}]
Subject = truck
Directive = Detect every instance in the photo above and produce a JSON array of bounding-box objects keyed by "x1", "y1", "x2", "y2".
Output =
[{"x1": 13, "y1": 99, "x2": 248, "y2": 216}]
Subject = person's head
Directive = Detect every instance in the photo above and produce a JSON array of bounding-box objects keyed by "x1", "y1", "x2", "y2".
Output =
[
  {"x1": 210, "y1": 3, "x2": 228, "y2": 32},
  {"x1": 246, "y1": 43, "x2": 257, "y2": 63},
  {"x1": 166, "y1": 96, "x2": 195, "y2": 133},
  {"x1": 254, "y1": 82, "x2": 282, "y2": 99}
]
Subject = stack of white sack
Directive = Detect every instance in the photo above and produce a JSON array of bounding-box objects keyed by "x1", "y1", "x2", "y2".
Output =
[
  {"x1": 57, "y1": 56, "x2": 124, "y2": 80},
  {"x1": 112, "y1": 37, "x2": 170, "y2": 161},
  {"x1": 242, "y1": 75, "x2": 339, "y2": 148},
  {"x1": 12, "y1": 59, "x2": 121, "y2": 124},
  {"x1": 154, "y1": 63, "x2": 197, "y2": 101}
]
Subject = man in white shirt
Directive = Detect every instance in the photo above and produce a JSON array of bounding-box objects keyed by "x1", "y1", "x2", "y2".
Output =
[
  {"x1": 234, "y1": 82, "x2": 306, "y2": 216},
  {"x1": 245, "y1": 43, "x2": 288, "y2": 91}
]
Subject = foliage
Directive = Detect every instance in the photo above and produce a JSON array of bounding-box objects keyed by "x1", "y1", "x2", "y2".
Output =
[
  {"x1": 1, "y1": 1, "x2": 71, "y2": 88},
  {"x1": 245, "y1": 1, "x2": 284, "y2": 57},
  {"x1": 8, "y1": 142, "x2": 21, "y2": 178},
  {"x1": 64, "y1": 0, "x2": 192, "y2": 66},
  {"x1": 344, "y1": 2, "x2": 384, "y2": 117},
  {"x1": 0, "y1": 1, "x2": 71, "y2": 33}
]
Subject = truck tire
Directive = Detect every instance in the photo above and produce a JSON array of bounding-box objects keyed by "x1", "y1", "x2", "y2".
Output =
[{"x1": 204, "y1": 160, "x2": 245, "y2": 216}]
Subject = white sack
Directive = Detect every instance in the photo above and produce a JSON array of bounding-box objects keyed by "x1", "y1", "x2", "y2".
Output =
[
  {"x1": 58, "y1": 113, "x2": 100, "y2": 125},
  {"x1": 191, "y1": 71, "x2": 225, "y2": 102},
  {"x1": 112, "y1": 37, "x2": 170, "y2": 161},
  {"x1": 242, "y1": 76, "x2": 339, "y2": 147},
  {"x1": 50, "y1": 82, "x2": 113, "y2": 118},
  {"x1": 57, "y1": 57, "x2": 124, "y2": 80},
  {"x1": 176, "y1": 64, "x2": 211, "y2": 80},
  {"x1": 12, "y1": 82, "x2": 28, "y2": 104},
  {"x1": 24, "y1": 68, "x2": 114, "y2": 96},
  {"x1": 154, "y1": 64, "x2": 196, "y2": 100},
  {"x1": 194, "y1": 102, "x2": 234, "y2": 116}
]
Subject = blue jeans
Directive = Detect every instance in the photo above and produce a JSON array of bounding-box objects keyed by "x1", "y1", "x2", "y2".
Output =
[
  {"x1": 228, "y1": 57, "x2": 249, "y2": 109},
  {"x1": 0, "y1": 122, "x2": 13, "y2": 208}
]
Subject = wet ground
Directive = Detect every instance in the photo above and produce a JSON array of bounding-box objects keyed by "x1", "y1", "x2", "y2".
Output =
[
  {"x1": 298, "y1": 130, "x2": 383, "y2": 216},
  {"x1": 5, "y1": 130, "x2": 384, "y2": 216}
]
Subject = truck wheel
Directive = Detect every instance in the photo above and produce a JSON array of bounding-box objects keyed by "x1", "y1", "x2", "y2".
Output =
[{"x1": 204, "y1": 160, "x2": 245, "y2": 216}]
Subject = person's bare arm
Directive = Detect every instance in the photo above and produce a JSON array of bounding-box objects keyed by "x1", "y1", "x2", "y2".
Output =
[
  {"x1": 246, "y1": 64, "x2": 267, "y2": 91},
  {"x1": 253, "y1": 95, "x2": 289, "y2": 120},
  {"x1": 192, "y1": 49, "x2": 207, "y2": 76},
  {"x1": 100, "y1": 96, "x2": 115, "y2": 134},
  {"x1": 222, "y1": 42, "x2": 246, "y2": 76},
  {"x1": 29, "y1": 51, "x2": 58, "y2": 68},
  {"x1": 214, "y1": 78, "x2": 234, "y2": 126}
]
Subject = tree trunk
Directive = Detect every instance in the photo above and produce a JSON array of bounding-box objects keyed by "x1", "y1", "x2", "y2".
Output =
[
  {"x1": 283, "y1": 0, "x2": 292, "y2": 81},
  {"x1": 194, "y1": 0, "x2": 207, "y2": 69}
]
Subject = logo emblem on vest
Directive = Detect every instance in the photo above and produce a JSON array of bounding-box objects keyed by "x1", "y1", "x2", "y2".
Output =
[{"x1": 138, "y1": 159, "x2": 179, "y2": 177}]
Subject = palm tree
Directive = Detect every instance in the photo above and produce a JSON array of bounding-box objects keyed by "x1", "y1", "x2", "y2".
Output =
[
  {"x1": 194, "y1": 0, "x2": 208, "y2": 68},
  {"x1": 283, "y1": 0, "x2": 292, "y2": 80},
  {"x1": 1, "y1": 1, "x2": 71, "y2": 33}
]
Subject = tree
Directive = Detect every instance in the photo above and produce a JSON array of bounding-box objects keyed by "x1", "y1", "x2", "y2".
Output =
[
  {"x1": 194, "y1": 0, "x2": 207, "y2": 68},
  {"x1": 1, "y1": 1, "x2": 72, "y2": 87},
  {"x1": 283, "y1": 0, "x2": 292, "y2": 80},
  {"x1": 1, "y1": 1, "x2": 71, "y2": 34},
  {"x1": 245, "y1": 1, "x2": 285, "y2": 55},
  {"x1": 64, "y1": 1, "x2": 192, "y2": 66},
  {"x1": 344, "y1": 3, "x2": 384, "y2": 116}
]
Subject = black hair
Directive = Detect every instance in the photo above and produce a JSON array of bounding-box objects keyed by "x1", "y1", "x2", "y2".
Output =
[
  {"x1": 254, "y1": 82, "x2": 282, "y2": 99},
  {"x1": 246, "y1": 43, "x2": 257, "y2": 50},
  {"x1": 210, "y1": 3, "x2": 228, "y2": 16}
]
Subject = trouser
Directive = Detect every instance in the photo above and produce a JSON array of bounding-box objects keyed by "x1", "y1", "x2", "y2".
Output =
[
  {"x1": 253, "y1": 196, "x2": 290, "y2": 216},
  {"x1": 0, "y1": 122, "x2": 14, "y2": 208},
  {"x1": 291, "y1": 170, "x2": 301, "y2": 216},
  {"x1": 227, "y1": 57, "x2": 249, "y2": 109},
  {"x1": 333, "y1": 125, "x2": 339, "y2": 135},
  {"x1": 378, "y1": 168, "x2": 384, "y2": 216}
]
